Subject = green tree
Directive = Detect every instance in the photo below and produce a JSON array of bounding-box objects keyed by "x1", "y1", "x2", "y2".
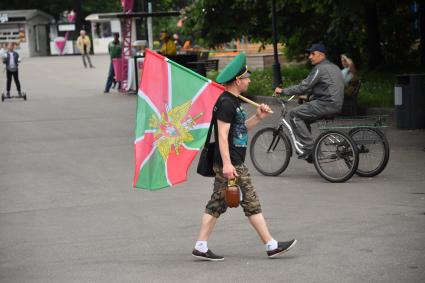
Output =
[
  {"x1": 183, "y1": 0, "x2": 421, "y2": 69},
  {"x1": 148, "y1": 0, "x2": 192, "y2": 42}
]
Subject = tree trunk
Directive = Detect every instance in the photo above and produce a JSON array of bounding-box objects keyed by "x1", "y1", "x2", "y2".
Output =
[
  {"x1": 134, "y1": 0, "x2": 144, "y2": 40},
  {"x1": 74, "y1": 0, "x2": 84, "y2": 33},
  {"x1": 362, "y1": 0, "x2": 383, "y2": 69},
  {"x1": 419, "y1": 0, "x2": 425, "y2": 66}
]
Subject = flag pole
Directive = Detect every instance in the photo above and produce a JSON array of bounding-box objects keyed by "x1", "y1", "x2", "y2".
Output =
[{"x1": 238, "y1": 95, "x2": 274, "y2": 114}]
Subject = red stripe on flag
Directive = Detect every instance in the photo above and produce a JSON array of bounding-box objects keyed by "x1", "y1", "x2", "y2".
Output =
[
  {"x1": 166, "y1": 146, "x2": 199, "y2": 186},
  {"x1": 189, "y1": 82, "x2": 223, "y2": 124},
  {"x1": 133, "y1": 133, "x2": 155, "y2": 187},
  {"x1": 139, "y1": 50, "x2": 169, "y2": 115}
]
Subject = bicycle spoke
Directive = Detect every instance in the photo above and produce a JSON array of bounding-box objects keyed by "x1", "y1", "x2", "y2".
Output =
[
  {"x1": 314, "y1": 131, "x2": 358, "y2": 182},
  {"x1": 350, "y1": 128, "x2": 389, "y2": 177}
]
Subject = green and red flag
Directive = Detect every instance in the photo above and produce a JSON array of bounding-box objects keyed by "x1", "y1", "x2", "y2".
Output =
[{"x1": 134, "y1": 49, "x2": 223, "y2": 190}]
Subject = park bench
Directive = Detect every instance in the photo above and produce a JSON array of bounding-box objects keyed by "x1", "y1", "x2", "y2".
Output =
[{"x1": 188, "y1": 59, "x2": 219, "y2": 76}]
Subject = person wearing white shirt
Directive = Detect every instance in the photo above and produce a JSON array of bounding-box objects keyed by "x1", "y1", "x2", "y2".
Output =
[
  {"x1": 0, "y1": 43, "x2": 6, "y2": 59},
  {"x1": 341, "y1": 54, "x2": 357, "y2": 85}
]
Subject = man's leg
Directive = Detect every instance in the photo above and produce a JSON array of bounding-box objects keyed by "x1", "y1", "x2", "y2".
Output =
[
  {"x1": 6, "y1": 70, "x2": 12, "y2": 97},
  {"x1": 81, "y1": 54, "x2": 87, "y2": 68},
  {"x1": 237, "y1": 164, "x2": 271, "y2": 244},
  {"x1": 12, "y1": 71, "x2": 21, "y2": 94},
  {"x1": 248, "y1": 213, "x2": 296, "y2": 257},
  {"x1": 248, "y1": 213, "x2": 273, "y2": 244},
  {"x1": 104, "y1": 62, "x2": 114, "y2": 93},
  {"x1": 196, "y1": 213, "x2": 218, "y2": 241},
  {"x1": 239, "y1": 164, "x2": 297, "y2": 257},
  {"x1": 86, "y1": 53, "x2": 94, "y2": 68},
  {"x1": 288, "y1": 103, "x2": 322, "y2": 153},
  {"x1": 192, "y1": 212, "x2": 224, "y2": 261},
  {"x1": 192, "y1": 168, "x2": 227, "y2": 261}
]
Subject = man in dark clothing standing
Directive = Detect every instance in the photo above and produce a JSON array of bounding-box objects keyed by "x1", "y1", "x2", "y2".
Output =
[
  {"x1": 274, "y1": 43, "x2": 344, "y2": 162},
  {"x1": 192, "y1": 53, "x2": 297, "y2": 261},
  {"x1": 3, "y1": 42, "x2": 21, "y2": 98},
  {"x1": 104, "y1": 33, "x2": 122, "y2": 93}
]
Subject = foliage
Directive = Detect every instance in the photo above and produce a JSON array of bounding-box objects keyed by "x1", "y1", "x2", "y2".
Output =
[
  {"x1": 152, "y1": 0, "x2": 191, "y2": 11},
  {"x1": 357, "y1": 71, "x2": 395, "y2": 108},
  {"x1": 182, "y1": 0, "x2": 272, "y2": 48},
  {"x1": 244, "y1": 64, "x2": 309, "y2": 97},
  {"x1": 146, "y1": 0, "x2": 192, "y2": 42},
  {"x1": 184, "y1": 0, "x2": 422, "y2": 69},
  {"x1": 211, "y1": 64, "x2": 394, "y2": 108},
  {"x1": 81, "y1": 0, "x2": 121, "y2": 14}
]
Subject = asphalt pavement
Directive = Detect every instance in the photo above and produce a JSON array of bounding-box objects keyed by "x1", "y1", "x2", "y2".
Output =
[{"x1": 0, "y1": 54, "x2": 424, "y2": 283}]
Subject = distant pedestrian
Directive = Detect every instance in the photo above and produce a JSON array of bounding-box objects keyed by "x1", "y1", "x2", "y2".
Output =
[
  {"x1": 173, "y1": 33, "x2": 182, "y2": 49},
  {"x1": 76, "y1": 30, "x2": 94, "y2": 68},
  {"x1": 341, "y1": 54, "x2": 357, "y2": 85},
  {"x1": 159, "y1": 31, "x2": 177, "y2": 56},
  {"x1": 0, "y1": 43, "x2": 6, "y2": 58},
  {"x1": 340, "y1": 54, "x2": 358, "y2": 97},
  {"x1": 104, "y1": 33, "x2": 121, "y2": 93},
  {"x1": 2, "y1": 42, "x2": 22, "y2": 98}
]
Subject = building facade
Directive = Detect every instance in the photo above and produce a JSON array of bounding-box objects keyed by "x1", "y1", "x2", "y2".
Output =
[{"x1": 0, "y1": 10, "x2": 54, "y2": 57}]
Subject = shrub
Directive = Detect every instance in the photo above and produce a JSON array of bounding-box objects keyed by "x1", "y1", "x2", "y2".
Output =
[
  {"x1": 357, "y1": 71, "x2": 395, "y2": 108},
  {"x1": 248, "y1": 64, "x2": 310, "y2": 96}
]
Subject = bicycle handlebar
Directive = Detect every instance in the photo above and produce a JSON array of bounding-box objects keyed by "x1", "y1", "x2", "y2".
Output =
[
  {"x1": 271, "y1": 94, "x2": 295, "y2": 102},
  {"x1": 271, "y1": 95, "x2": 295, "y2": 117}
]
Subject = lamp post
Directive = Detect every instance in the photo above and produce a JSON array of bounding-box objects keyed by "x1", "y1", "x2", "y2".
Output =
[{"x1": 271, "y1": 0, "x2": 282, "y2": 88}]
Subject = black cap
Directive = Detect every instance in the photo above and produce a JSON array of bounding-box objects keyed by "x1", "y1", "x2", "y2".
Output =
[{"x1": 306, "y1": 43, "x2": 327, "y2": 54}]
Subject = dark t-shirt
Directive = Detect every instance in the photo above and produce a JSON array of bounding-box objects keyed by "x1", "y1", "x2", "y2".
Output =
[{"x1": 213, "y1": 92, "x2": 248, "y2": 166}]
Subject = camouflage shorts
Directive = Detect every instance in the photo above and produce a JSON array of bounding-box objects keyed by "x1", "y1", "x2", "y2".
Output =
[{"x1": 205, "y1": 163, "x2": 262, "y2": 218}]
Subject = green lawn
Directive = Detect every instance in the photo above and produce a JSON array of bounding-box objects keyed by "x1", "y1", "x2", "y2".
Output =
[{"x1": 357, "y1": 71, "x2": 395, "y2": 108}]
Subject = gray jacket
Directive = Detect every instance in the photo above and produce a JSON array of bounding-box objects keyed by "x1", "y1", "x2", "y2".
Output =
[{"x1": 283, "y1": 59, "x2": 344, "y2": 111}]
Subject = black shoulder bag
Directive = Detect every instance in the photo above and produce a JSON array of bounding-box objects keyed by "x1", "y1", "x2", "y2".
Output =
[
  {"x1": 196, "y1": 116, "x2": 216, "y2": 177},
  {"x1": 196, "y1": 98, "x2": 220, "y2": 177}
]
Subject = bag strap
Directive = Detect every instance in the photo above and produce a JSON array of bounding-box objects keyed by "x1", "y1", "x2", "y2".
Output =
[
  {"x1": 203, "y1": 93, "x2": 227, "y2": 147},
  {"x1": 203, "y1": 94, "x2": 233, "y2": 147},
  {"x1": 203, "y1": 106, "x2": 216, "y2": 147}
]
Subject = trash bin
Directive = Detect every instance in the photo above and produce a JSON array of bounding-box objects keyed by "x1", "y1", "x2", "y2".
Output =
[{"x1": 395, "y1": 74, "x2": 425, "y2": 129}]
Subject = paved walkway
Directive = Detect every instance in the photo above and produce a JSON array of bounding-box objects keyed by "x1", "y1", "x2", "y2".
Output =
[{"x1": 0, "y1": 55, "x2": 424, "y2": 283}]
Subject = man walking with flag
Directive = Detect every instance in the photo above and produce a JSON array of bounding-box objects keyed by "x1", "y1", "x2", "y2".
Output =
[{"x1": 192, "y1": 53, "x2": 297, "y2": 261}]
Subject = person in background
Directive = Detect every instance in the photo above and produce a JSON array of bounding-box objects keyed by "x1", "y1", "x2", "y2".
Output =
[
  {"x1": 181, "y1": 40, "x2": 191, "y2": 51},
  {"x1": 2, "y1": 42, "x2": 22, "y2": 98},
  {"x1": 340, "y1": 54, "x2": 358, "y2": 97},
  {"x1": 76, "y1": 30, "x2": 94, "y2": 68},
  {"x1": 159, "y1": 31, "x2": 177, "y2": 56},
  {"x1": 274, "y1": 43, "x2": 344, "y2": 162},
  {"x1": 0, "y1": 43, "x2": 6, "y2": 58},
  {"x1": 173, "y1": 33, "x2": 182, "y2": 49},
  {"x1": 104, "y1": 33, "x2": 121, "y2": 93}
]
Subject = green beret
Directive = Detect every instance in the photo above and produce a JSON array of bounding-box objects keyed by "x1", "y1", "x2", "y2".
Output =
[{"x1": 216, "y1": 53, "x2": 250, "y2": 84}]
